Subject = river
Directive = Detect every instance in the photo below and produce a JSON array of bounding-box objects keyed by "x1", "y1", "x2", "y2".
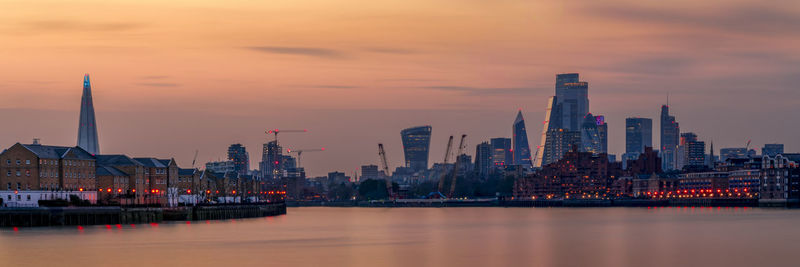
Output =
[{"x1": 1, "y1": 207, "x2": 798, "y2": 267}]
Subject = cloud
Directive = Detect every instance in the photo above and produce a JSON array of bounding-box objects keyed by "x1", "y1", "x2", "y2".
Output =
[
  {"x1": 24, "y1": 20, "x2": 145, "y2": 32},
  {"x1": 246, "y1": 46, "x2": 347, "y2": 59},
  {"x1": 136, "y1": 82, "x2": 179, "y2": 87},
  {"x1": 363, "y1": 47, "x2": 418, "y2": 54},
  {"x1": 581, "y1": 3, "x2": 800, "y2": 36},
  {"x1": 421, "y1": 86, "x2": 546, "y2": 96}
]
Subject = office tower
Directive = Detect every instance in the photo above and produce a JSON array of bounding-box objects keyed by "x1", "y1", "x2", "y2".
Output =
[
  {"x1": 474, "y1": 142, "x2": 492, "y2": 179},
  {"x1": 456, "y1": 154, "x2": 473, "y2": 176},
  {"x1": 512, "y1": 111, "x2": 532, "y2": 167},
  {"x1": 490, "y1": 138, "x2": 512, "y2": 168},
  {"x1": 688, "y1": 141, "x2": 706, "y2": 167},
  {"x1": 227, "y1": 143, "x2": 249, "y2": 175},
  {"x1": 596, "y1": 115, "x2": 608, "y2": 154},
  {"x1": 660, "y1": 104, "x2": 680, "y2": 170},
  {"x1": 77, "y1": 74, "x2": 99, "y2": 155},
  {"x1": 625, "y1": 117, "x2": 653, "y2": 158},
  {"x1": 542, "y1": 129, "x2": 581, "y2": 166},
  {"x1": 676, "y1": 132, "x2": 697, "y2": 169},
  {"x1": 259, "y1": 141, "x2": 283, "y2": 180},
  {"x1": 537, "y1": 73, "x2": 591, "y2": 167},
  {"x1": 555, "y1": 73, "x2": 589, "y2": 131},
  {"x1": 401, "y1": 126, "x2": 432, "y2": 172},
  {"x1": 580, "y1": 113, "x2": 604, "y2": 154},
  {"x1": 762, "y1": 144, "x2": 784, "y2": 157}
]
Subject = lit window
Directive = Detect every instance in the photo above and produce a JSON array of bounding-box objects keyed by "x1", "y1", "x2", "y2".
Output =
[{"x1": 25, "y1": 160, "x2": 30, "y2": 165}]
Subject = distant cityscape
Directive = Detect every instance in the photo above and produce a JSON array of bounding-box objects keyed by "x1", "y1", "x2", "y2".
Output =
[{"x1": 1, "y1": 73, "x2": 798, "y2": 208}]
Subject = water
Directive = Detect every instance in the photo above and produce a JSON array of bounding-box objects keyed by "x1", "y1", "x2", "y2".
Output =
[{"x1": 1, "y1": 207, "x2": 799, "y2": 267}]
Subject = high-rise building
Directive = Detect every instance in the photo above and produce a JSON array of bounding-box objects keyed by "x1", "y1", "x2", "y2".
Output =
[
  {"x1": 401, "y1": 126, "x2": 432, "y2": 172},
  {"x1": 474, "y1": 142, "x2": 492, "y2": 179},
  {"x1": 512, "y1": 111, "x2": 532, "y2": 167},
  {"x1": 361, "y1": 165, "x2": 381, "y2": 181},
  {"x1": 596, "y1": 115, "x2": 608, "y2": 154},
  {"x1": 227, "y1": 144, "x2": 249, "y2": 175},
  {"x1": 537, "y1": 73, "x2": 590, "y2": 167},
  {"x1": 660, "y1": 104, "x2": 680, "y2": 171},
  {"x1": 77, "y1": 74, "x2": 99, "y2": 155},
  {"x1": 580, "y1": 113, "x2": 605, "y2": 154},
  {"x1": 687, "y1": 141, "x2": 706, "y2": 167},
  {"x1": 762, "y1": 144, "x2": 784, "y2": 157},
  {"x1": 555, "y1": 73, "x2": 589, "y2": 131},
  {"x1": 259, "y1": 141, "x2": 283, "y2": 180},
  {"x1": 490, "y1": 138, "x2": 512, "y2": 168},
  {"x1": 676, "y1": 132, "x2": 698, "y2": 169},
  {"x1": 625, "y1": 117, "x2": 653, "y2": 158}
]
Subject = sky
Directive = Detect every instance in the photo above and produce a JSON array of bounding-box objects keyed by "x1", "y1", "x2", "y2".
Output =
[{"x1": 0, "y1": 0, "x2": 798, "y2": 177}]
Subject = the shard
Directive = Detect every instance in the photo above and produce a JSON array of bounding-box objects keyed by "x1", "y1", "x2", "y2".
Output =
[{"x1": 77, "y1": 74, "x2": 99, "y2": 155}]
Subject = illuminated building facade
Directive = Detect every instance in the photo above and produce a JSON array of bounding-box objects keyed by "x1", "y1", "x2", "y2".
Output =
[{"x1": 401, "y1": 126, "x2": 432, "y2": 172}]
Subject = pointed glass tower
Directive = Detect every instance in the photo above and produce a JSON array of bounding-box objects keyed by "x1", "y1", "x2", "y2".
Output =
[
  {"x1": 77, "y1": 74, "x2": 99, "y2": 155},
  {"x1": 512, "y1": 110, "x2": 532, "y2": 167}
]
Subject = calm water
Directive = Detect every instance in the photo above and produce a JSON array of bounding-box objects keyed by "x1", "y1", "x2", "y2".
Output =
[{"x1": 1, "y1": 207, "x2": 799, "y2": 267}]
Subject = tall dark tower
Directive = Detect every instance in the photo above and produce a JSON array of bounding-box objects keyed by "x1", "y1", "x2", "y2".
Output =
[
  {"x1": 77, "y1": 74, "x2": 99, "y2": 155},
  {"x1": 512, "y1": 110, "x2": 533, "y2": 167},
  {"x1": 660, "y1": 104, "x2": 680, "y2": 170}
]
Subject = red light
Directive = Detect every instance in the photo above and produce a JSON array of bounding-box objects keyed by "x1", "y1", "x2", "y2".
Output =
[
  {"x1": 187, "y1": 190, "x2": 191, "y2": 194},
  {"x1": 107, "y1": 188, "x2": 112, "y2": 193},
  {"x1": 79, "y1": 188, "x2": 84, "y2": 192},
  {"x1": 117, "y1": 189, "x2": 122, "y2": 193},
  {"x1": 132, "y1": 189, "x2": 136, "y2": 193},
  {"x1": 321, "y1": 148, "x2": 325, "y2": 151}
]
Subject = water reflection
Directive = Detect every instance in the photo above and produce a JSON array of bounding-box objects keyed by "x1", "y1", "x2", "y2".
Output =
[{"x1": 0, "y1": 207, "x2": 798, "y2": 267}]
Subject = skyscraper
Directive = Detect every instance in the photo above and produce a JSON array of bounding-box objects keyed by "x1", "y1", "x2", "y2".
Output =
[
  {"x1": 474, "y1": 142, "x2": 492, "y2": 179},
  {"x1": 77, "y1": 74, "x2": 99, "y2": 155},
  {"x1": 625, "y1": 118, "x2": 653, "y2": 161},
  {"x1": 537, "y1": 73, "x2": 591, "y2": 167},
  {"x1": 676, "y1": 132, "x2": 698, "y2": 169},
  {"x1": 660, "y1": 104, "x2": 680, "y2": 171},
  {"x1": 580, "y1": 113, "x2": 603, "y2": 154},
  {"x1": 401, "y1": 126, "x2": 432, "y2": 172},
  {"x1": 512, "y1": 111, "x2": 532, "y2": 167},
  {"x1": 490, "y1": 138, "x2": 512, "y2": 168},
  {"x1": 260, "y1": 141, "x2": 283, "y2": 180},
  {"x1": 596, "y1": 115, "x2": 608, "y2": 154},
  {"x1": 227, "y1": 143, "x2": 249, "y2": 175},
  {"x1": 555, "y1": 73, "x2": 589, "y2": 131}
]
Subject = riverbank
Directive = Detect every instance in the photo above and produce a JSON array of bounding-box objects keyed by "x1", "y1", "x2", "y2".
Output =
[
  {"x1": 288, "y1": 198, "x2": 777, "y2": 208},
  {"x1": 0, "y1": 202, "x2": 286, "y2": 227}
]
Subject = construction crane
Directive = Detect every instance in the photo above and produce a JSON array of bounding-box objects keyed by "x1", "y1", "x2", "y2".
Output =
[
  {"x1": 377, "y1": 144, "x2": 394, "y2": 200},
  {"x1": 266, "y1": 129, "x2": 308, "y2": 145},
  {"x1": 448, "y1": 134, "x2": 467, "y2": 197},
  {"x1": 191, "y1": 150, "x2": 199, "y2": 169},
  {"x1": 286, "y1": 148, "x2": 325, "y2": 168},
  {"x1": 532, "y1": 145, "x2": 541, "y2": 168},
  {"x1": 436, "y1": 135, "x2": 455, "y2": 194}
]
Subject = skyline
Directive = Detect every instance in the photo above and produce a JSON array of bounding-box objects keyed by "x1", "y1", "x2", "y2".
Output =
[{"x1": 1, "y1": 0, "x2": 799, "y2": 176}]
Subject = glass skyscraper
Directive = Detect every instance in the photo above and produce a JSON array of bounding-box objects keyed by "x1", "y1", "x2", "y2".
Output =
[
  {"x1": 660, "y1": 104, "x2": 680, "y2": 170},
  {"x1": 77, "y1": 74, "x2": 99, "y2": 155},
  {"x1": 401, "y1": 126, "x2": 432, "y2": 172},
  {"x1": 625, "y1": 117, "x2": 653, "y2": 160},
  {"x1": 512, "y1": 111, "x2": 532, "y2": 167},
  {"x1": 537, "y1": 73, "x2": 591, "y2": 167}
]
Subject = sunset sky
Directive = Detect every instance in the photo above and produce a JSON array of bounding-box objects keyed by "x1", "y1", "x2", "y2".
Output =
[{"x1": 1, "y1": 0, "x2": 798, "y2": 176}]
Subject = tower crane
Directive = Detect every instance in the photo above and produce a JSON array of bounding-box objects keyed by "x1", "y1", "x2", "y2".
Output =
[
  {"x1": 448, "y1": 134, "x2": 467, "y2": 198},
  {"x1": 436, "y1": 135, "x2": 455, "y2": 194},
  {"x1": 377, "y1": 144, "x2": 395, "y2": 200},
  {"x1": 191, "y1": 150, "x2": 199, "y2": 169},
  {"x1": 266, "y1": 129, "x2": 308, "y2": 145},
  {"x1": 286, "y1": 148, "x2": 325, "y2": 168}
]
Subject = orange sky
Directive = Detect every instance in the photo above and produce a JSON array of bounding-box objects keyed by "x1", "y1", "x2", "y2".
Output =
[{"x1": 1, "y1": 0, "x2": 799, "y2": 176}]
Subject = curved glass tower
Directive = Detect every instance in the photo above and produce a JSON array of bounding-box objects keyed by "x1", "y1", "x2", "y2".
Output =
[
  {"x1": 77, "y1": 74, "x2": 99, "y2": 155},
  {"x1": 401, "y1": 126, "x2": 432, "y2": 172},
  {"x1": 512, "y1": 111, "x2": 532, "y2": 167}
]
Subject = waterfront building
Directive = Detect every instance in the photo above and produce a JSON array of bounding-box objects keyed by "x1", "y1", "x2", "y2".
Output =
[
  {"x1": 626, "y1": 147, "x2": 662, "y2": 176},
  {"x1": 328, "y1": 171, "x2": 350, "y2": 184},
  {"x1": 759, "y1": 154, "x2": 800, "y2": 205},
  {"x1": 77, "y1": 74, "x2": 100, "y2": 155},
  {"x1": 0, "y1": 142, "x2": 97, "y2": 207},
  {"x1": 512, "y1": 111, "x2": 533, "y2": 167},
  {"x1": 133, "y1": 157, "x2": 178, "y2": 205},
  {"x1": 284, "y1": 167, "x2": 306, "y2": 200},
  {"x1": 227, "y1": 144, "x2": 249, "y2": 175},
  {"x1": 96, "y1": 155, "x2": 146, "y2": 204},
  {"x1": 401, "y1": 126, "x2": 432, "y2": 172},
  {"x1": 474, "y1": 142, "x2": 492, "y2": 180},
  {"x1": 625, "y1": 117, "x2": 653, "y2": 159},
  {"x1": 96, "y1": 166, "x2": 130, "y2": 204},
  {"x1": 456, "y1": 154, "x2": 473, "y2": 177},
  {"x1": 260, "y1": 141, "x2": 283, "y2": 180},
  {"x1": 490, "y1": 138, "x2": 512, "y2": 168},
  {"x1": 660, "y1": 104, "x2": 680, "y2": 171},
  {"x1": 762, "y1": 144, "x2": 784, "y2": 157},
  {"x1": 514, "y1": 147, "x2": 619, "y2": 199}
]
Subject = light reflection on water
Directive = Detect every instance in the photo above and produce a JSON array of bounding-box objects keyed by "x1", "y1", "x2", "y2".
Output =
[{"x1": 1, "y1": 207, "x2": 798, "y2": 267}]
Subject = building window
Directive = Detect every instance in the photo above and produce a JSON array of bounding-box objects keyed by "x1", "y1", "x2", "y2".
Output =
[
  {"x1": 17, "y1": 183, "x2": 21, "y2": 190},
  {"x1": 6, "y1": 159, "x2": 10, "y2": 165},
  {"x1": 6, "y1": 183, "x2": 10, "y2": 190},
  {"x1": 16, "y1": 171, "x2": 21, "y2": 177},
  {"x1": 25, "y1": 170, "x2": 30, "y2": 176},
  {"x1": 25, "y1": 159, "x2": 30, "y2": 165},
  {"x1": 16, "y1": 160, "x2": 21, "y2": 165}
]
